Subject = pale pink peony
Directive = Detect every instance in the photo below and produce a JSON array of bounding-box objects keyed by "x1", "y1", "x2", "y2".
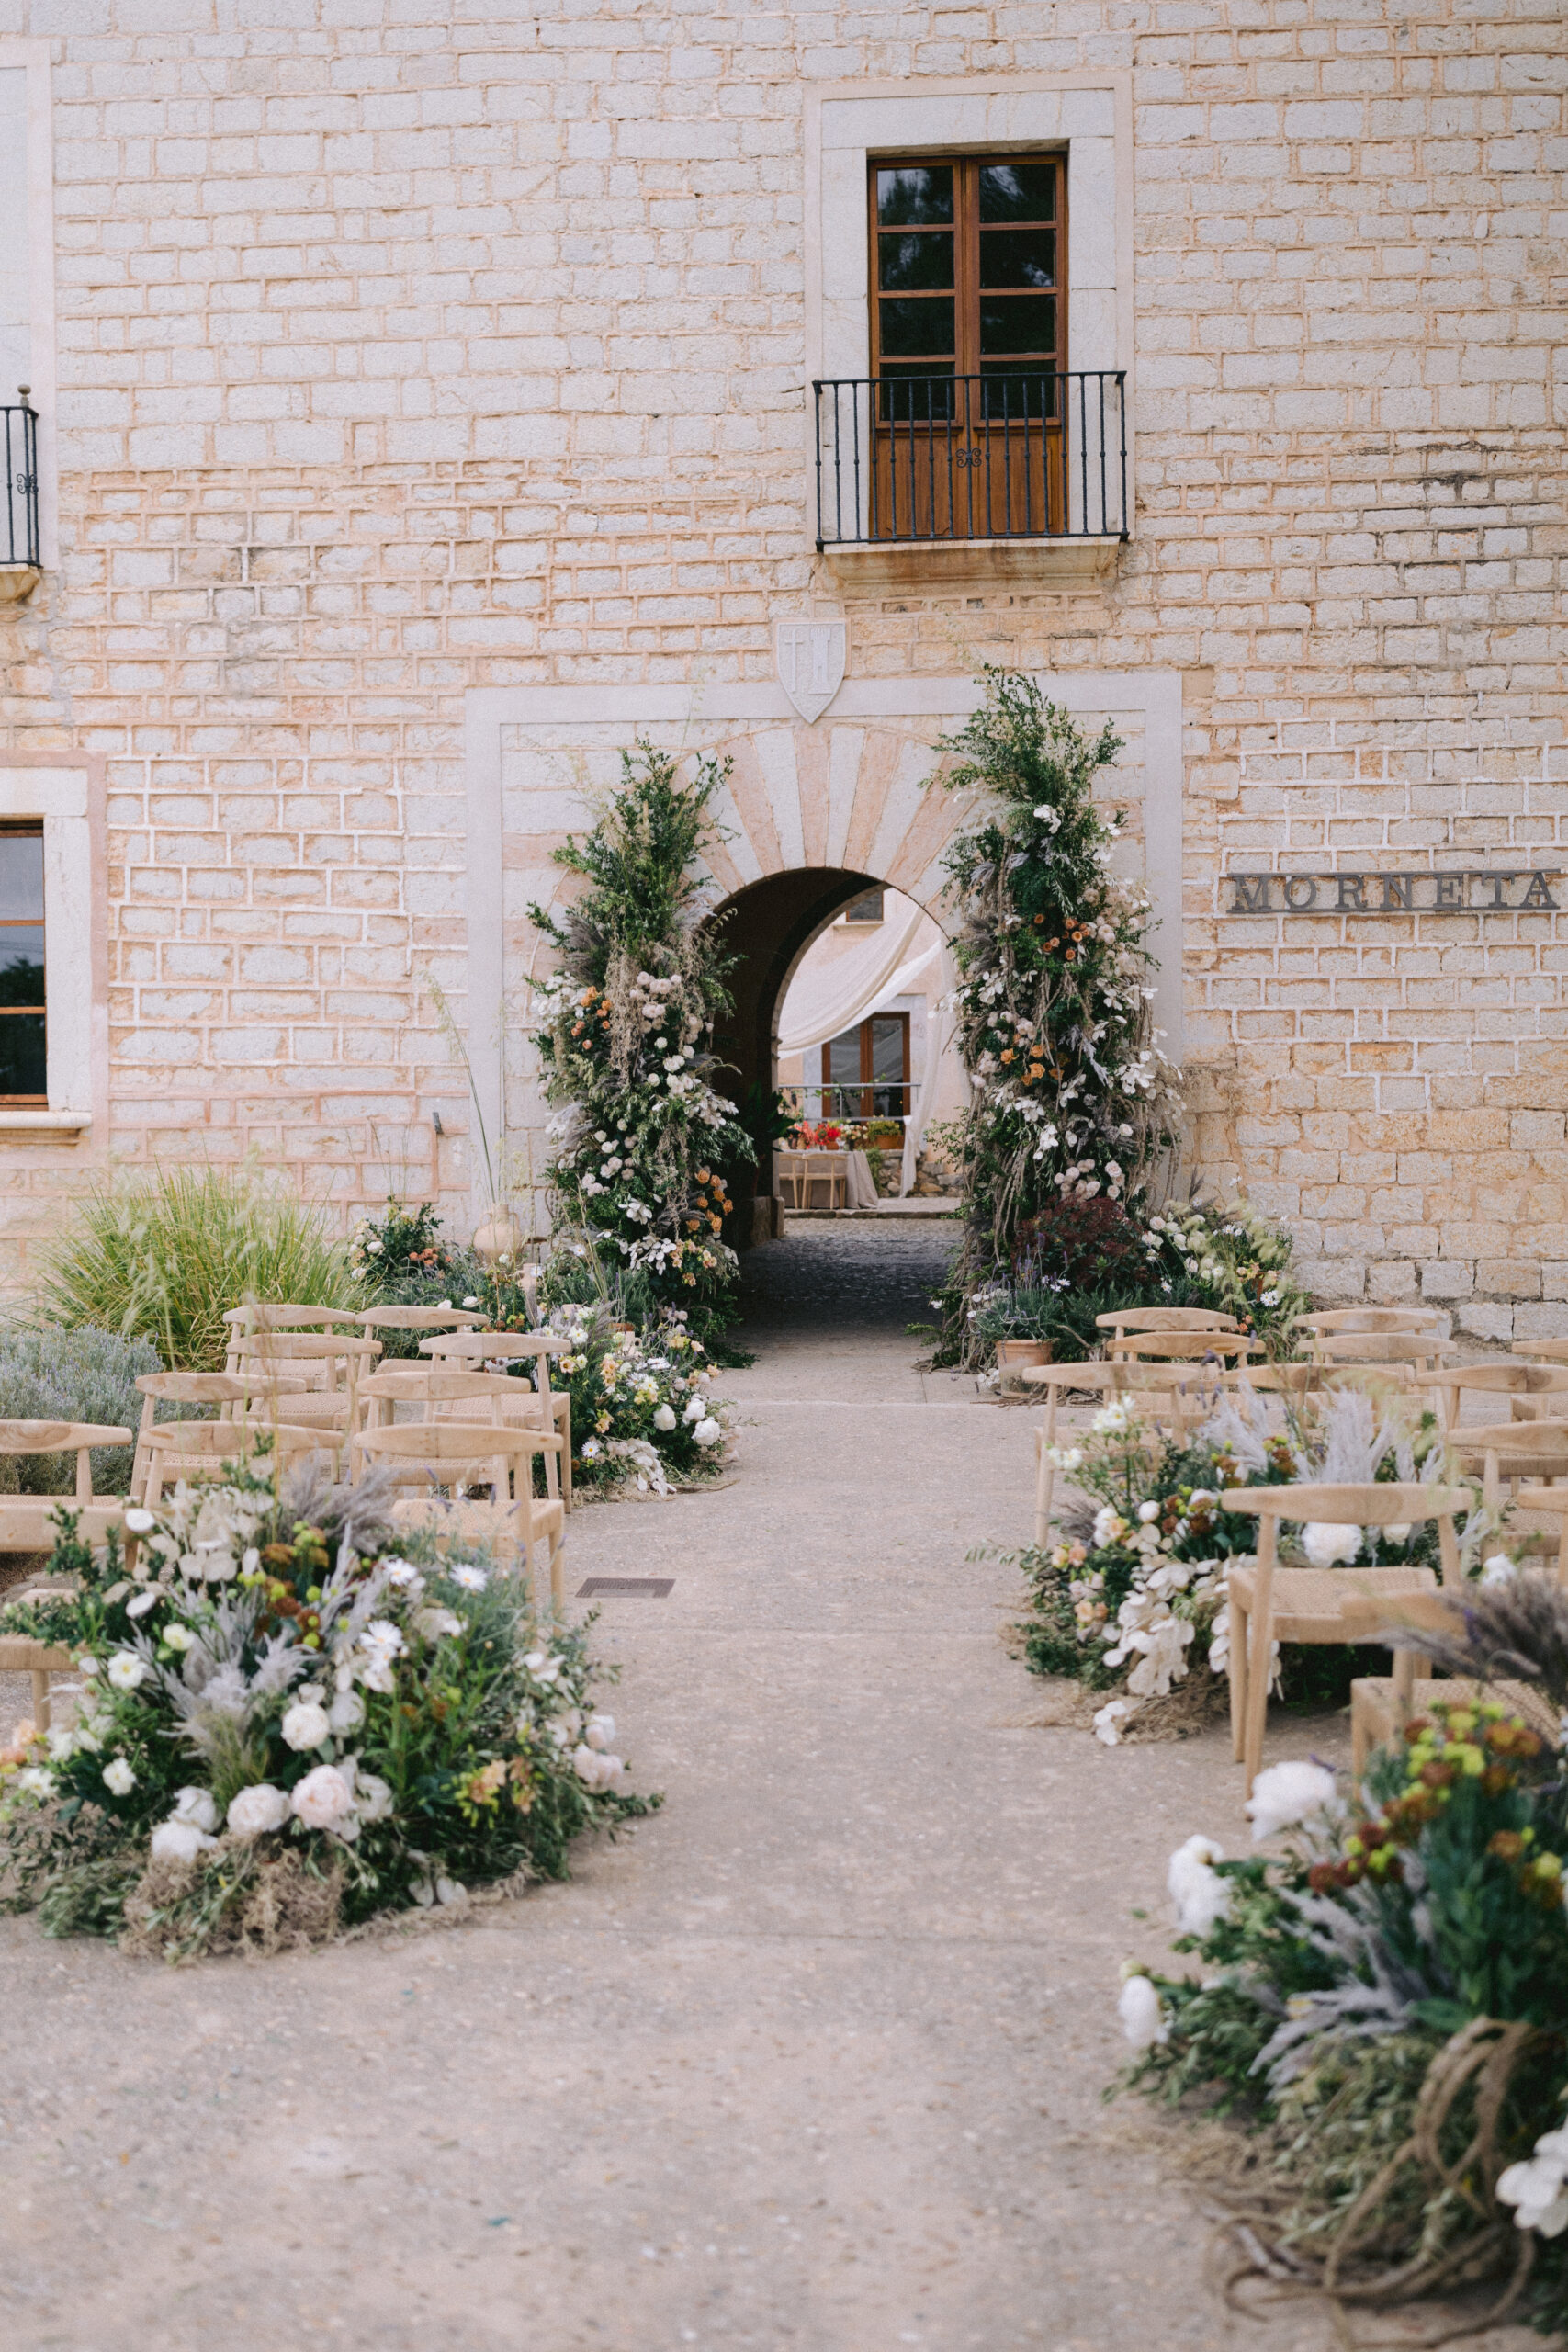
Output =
[{"x1": 289, "y1": 1764, "x2": 356, "y2": 1831}]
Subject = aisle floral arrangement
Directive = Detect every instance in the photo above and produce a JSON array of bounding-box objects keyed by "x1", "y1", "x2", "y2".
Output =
[
  {"x1": 539, "y1": 1295, "x2": 733, "y2": 1497},
  {"x1": 1113, "y1": 1596, "x2": 1568, "y2": 2337},
  {"x1": 529, "y1": 741, "x2": 753, "y2": 1340},
  {"x1": 0, "y1": 1463, "x2": 656, "y2": 1959},
  {"x1": 1017, "y1": 1385, "x2": 1494, "y2": 1744}
]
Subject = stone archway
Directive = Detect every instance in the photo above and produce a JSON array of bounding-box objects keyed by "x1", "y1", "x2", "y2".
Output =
[{"x1": 459, "y1": 672, "x2": 1184, "y2": 1239}]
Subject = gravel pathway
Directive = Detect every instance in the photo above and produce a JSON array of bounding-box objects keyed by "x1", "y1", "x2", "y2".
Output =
[{"x1": 0, "y1": 1233, "x2": 1537, "y2": 2351}]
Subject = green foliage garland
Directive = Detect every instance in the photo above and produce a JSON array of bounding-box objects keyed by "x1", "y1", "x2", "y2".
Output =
[
  {"x1": 931, "y1": 671, "x2": 1183, "y2": 1362},
  {"x1": 530, "y1": 743, "x2": 754, "y2": 1324}
]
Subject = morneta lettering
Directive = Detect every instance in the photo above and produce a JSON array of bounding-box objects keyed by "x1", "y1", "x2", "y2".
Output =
[{"x1": 1226, "y1": 871, "x2": 1562, "y2": 916}]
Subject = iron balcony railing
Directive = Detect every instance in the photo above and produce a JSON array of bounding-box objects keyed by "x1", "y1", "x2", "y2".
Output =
[
  {"x1": 812, "y1": 370, "x2": 1128, "y2": 549},
  {"x1": 2, "y1": 405, "x2": 39, "y2": 570}
]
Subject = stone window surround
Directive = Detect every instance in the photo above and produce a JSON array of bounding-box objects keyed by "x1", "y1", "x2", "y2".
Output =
[
  {"x1": 0, "y1": 39, "x2": 59, "y2": 571},
  {"x1": 0, "y1": 761, "x2": 105, "y2": 1139},
  {"x1": 801, "y1": 73, "x2": 1135, "y2": 559},
  {"x1": 462, "y1": 669, "x2": 1181, "y2": 1216}
]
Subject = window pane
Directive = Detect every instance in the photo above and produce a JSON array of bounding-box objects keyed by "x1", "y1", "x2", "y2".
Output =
[
  {"x1": 878, "y1": 296, "x2": 955, "y2": 357},
  {"x1": 0, "y1": 832, "x2": 43, "y2": 922},
  {"x1": 0, "y1": 927, "x2": 45, "y2": 1005},
  {"x1": 876, "y1": 368, "x2": 957, "y2": 424},
  {"x1": 826, "y1": 1032, "x2": 860, "y2": 1087},
  {"x1": 875, "y1": 165, "x2": 953, "y2": 226},
  {"x1": 978, "y1": 226, "x2": 1056, "y2": 288},
  {"x1": 869, "y1": 1018, "x2": 905, "y2": 1082},
  {"x1": 979, "y1": 368, "x2": 1056, "y2": 421},
  {"x1": 877, "y1": 231, "x2": 953, "y2": 291},
  {"x1": 840, "y1": 889, "x2": 885, "y2": 924},
  {"x1": 978, "y1": 162, "x2": 1056, "y2": 222},
  {"x1": 0, "y1": 1012, "x2": 45, "y2": 1096},
  {"x1": 980, "y1": 294, "x2": 1056, "y2": 355}
]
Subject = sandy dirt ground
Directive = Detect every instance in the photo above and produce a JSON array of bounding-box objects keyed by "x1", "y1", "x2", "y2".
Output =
[{"x1": 0, "y1": 1225, "x2": 1543, "y2": 2352}]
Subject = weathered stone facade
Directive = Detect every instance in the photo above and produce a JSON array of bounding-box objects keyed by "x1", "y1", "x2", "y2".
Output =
[{"x1": 0, "y1": 0, "x2": 1562, "y2": 1329}]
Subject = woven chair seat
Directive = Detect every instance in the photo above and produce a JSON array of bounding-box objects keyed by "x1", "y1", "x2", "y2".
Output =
[{"x1": 1228, "y1": 1560, "x2": 1438, "y2": 1645}]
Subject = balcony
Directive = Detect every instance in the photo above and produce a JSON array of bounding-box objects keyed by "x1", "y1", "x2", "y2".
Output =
[
  {"x1": 1, "y1": 403, "x2": 40, "y2": 603},
  {"x1": 812, "y1": 370, "x2": 1128, "y2": 588}
]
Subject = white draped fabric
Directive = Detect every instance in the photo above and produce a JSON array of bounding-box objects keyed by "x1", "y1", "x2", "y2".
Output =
[{"x1": 776, "y1": 889, "x2": 955, "y2": 1198}]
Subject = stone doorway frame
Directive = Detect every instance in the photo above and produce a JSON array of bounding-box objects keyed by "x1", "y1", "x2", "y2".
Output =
[{"x1": 461, "y1": 671, "x2": 1183, "y2": 1233}]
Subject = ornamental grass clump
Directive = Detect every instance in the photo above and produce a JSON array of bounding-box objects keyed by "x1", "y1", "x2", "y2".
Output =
[
  {"x1": 0, "y1": 1458, "x2": 655, "y2": 1958},
  {"x1": 530, "y1": 741, "x2": 754, "y2": 1336},
  {"x1": 1112, "y1": 1700, "x2": 1568, "y2": 2338},
  {"x1": 37, "y1": 1166, "x2": 361, "y2": 1372}
]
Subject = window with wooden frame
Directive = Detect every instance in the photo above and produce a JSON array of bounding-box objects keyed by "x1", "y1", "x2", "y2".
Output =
[
  {"x1": 820, "y1": 1012, "x2": 910, "y2": 1122},
  {"x1": 868, "y1": 153, "x2": 1065, "y2": 539},
  {"x1": 0, "y1": 823, "x2": 45, "y2": 1102}
]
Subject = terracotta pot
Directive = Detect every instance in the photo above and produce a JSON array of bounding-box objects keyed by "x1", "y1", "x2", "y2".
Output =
[
  {"x1": 472, "y1": 1204, "x2": 525, "y2": 1265},
  {"x1": 997, "y1": 1337, "x2": 1053, "y2": 1369}
]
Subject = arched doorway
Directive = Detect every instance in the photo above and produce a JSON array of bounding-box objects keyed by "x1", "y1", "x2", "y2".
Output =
[{"x1": 706, "y1": 865, "x2": 952, "y2": 1227}]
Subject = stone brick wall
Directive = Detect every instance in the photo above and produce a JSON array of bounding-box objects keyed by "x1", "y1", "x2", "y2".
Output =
[{"x1": 0, "y1": 0, "x2": 1562, "y2": 1328}]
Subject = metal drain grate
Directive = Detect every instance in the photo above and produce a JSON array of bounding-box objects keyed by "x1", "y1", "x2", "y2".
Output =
[{"x1": 576, "y1": 1577, "x2": 674, "y2": 1599}]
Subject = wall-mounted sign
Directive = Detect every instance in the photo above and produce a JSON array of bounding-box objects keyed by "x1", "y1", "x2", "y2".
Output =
[{"x1": 1225, "y1": 870, "x2": 1562, "y2": 916}]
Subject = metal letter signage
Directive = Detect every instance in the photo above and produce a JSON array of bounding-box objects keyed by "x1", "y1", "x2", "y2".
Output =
[
  {"x1": 1224, "y1": 871, "x2": 1562, "y2": 917},
  {"x1": 775, "y1": 618, "x2": 846, "y2": 725}
]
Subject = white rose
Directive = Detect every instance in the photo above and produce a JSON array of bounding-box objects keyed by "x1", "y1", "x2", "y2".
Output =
[
  {"x1": 693, "y1": 1417, "x2": 722, "y2": 1448},
  {"x1": 171, "y1": 1785, "x2": 217, "y2": 1833},
  {"x1": 107, "y1": 1652, "x2": 148, "y2": 1691},
  {"x1": 327, "y1": 1689, "x2": 365, "y2": 1736},
  {"x1": 151, "y1": 1818, "x2": 214, "y2": 1864},
  {"x1": 652, "y1": 1404, "x2": 677, "y2": 1432},
  {"x1": 1117, "y1": 1974, "x2": 1168, "y2": 2050},
  {"x1": 280, "y1": 1701, "x2": 332, "y2": 1752},
  {"x1": 290, "y1": 1764, "x2": 356, "y2": 1831},
  {"x1": 1302, "y1": 1522, "x2": 1359, "y2": 1568},
  {"x1": 354, "y1": 1772, "x2": 394, "y2": 1823},
  {"x1": 103, "y1": 1757, "x2": 137, "y2": 1797},
  {"x1": 412, "y1": 1606, "x2": 462, "y2": 1644},
  {"x1": 682, "y1": 1396, "x2": 705, "y2": 1424},
  {"x1": 227, "y1": 1782, "x2": 289, "y2": 1838},
  {"x1": 584, "y1": 1713, "x2": 616, "y2": 1751},
  {"x1": 572, "y1": 1744, "x2": 616, "y2": 1792}
]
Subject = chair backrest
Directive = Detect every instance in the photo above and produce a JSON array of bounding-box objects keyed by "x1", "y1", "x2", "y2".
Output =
[
  {"x1": 222, "y1": 1303, "x2": 366, "y2": 1332},
  {"x1": 1110, "y1": 1330, "x2": 1262, "y2": 1363},
  {"x1": 1453, "y1": 1419, "x2": 1568, "y2": 1461},
  {"x1": 226, "y1": 1332, "x2": 381, "y2": 1394},
  {"x1": 141, "y1": 1419, "x2": 327, "y2": 1502},
  {"x1": 0, "y1": 1419, "x2": 133, "y2": 1505},
  {"x1": 136, "y1": 1370, "x2": 310, "y2": 1407},
  {"x1": 358, "y1": 1306, "x2": 487, "y2": 1332},
  {"x1": 1305, "y1": 1331, "x2": 1453, "y2": 1367},
  {"x1": 1514, "y1": 1340, "x2": 1568, "y2": 1367},
  {"x1": 356, "y1": 1419, "x2": 539, "y2": 1462},
  {"x1": 1094, "y1": 1307, "x2": 1242, "y2": 1334},
  {"x1": 1222, "y1": 1479, "x2": 1472, "y2": 1525},
  {"x1": 357, "y1": 1369, "x2": 526, "y2": 1426},
  {"x1": 418, "y1": 1330, "x2": 559, "y2": 1366},
  {"x1": 1293, "y1": 1307, "x2": 1447, "y2": 1336}
]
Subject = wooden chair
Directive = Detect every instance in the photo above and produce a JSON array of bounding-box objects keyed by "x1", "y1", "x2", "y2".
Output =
[
  {"x1": 1448, "y1": 1419, "x2": 1568, "y2": 1512},
  {"x1": 1108, "y1": 1329, "x2": 1265, "y2": 1365},
  {"x1": 417, "y1": 1330, "x2": 573, "y2": 1511},
  {"x1": 1221, "y1": 1480, "x2": 1468, "y2": 1795},
  {"x1": 1302, "y1": 1329, "x2": 1455, "y2": 1377},
  {"x1": 357, "y1": 1368, "x2": 567, "y2": 1500},
  {"x1": 221, "y1": 1303, "x2": 367, "y2": 1334},
  {"x1": 1513, "y1": 1339, "x2": 1568, "y2": 1369},
  {"x1": 801, "y1": 1153, "x2": 847, "y2": 1210},
  {"x1": 1425, "y1": 1361, "x2": 1568, "y2": 1432},
  {"x1": 1338, "y1": 1586, "x2": 1562, "y2": 1772},
  {"x1": 0, "y1": 1420, "x2": 135, "y2": 1556},
  {"x1": 358, "y1": 1306, "x2": 487, "y2": 1337},
  {"x1": 1094, "y1": 1307, "x2": 1243, "y2": 1339},
  {"x1": 130, "y1": 1370, "x2": 312, "y2": 1500},
  {"x1": 224, "y1": 1330, "x2": 382, "y2": 1436},
  {"x1": 773, "y1": 1150, "x2": 806, "y2": 1211},
  {"x1": 1293, "y1": 1307, "x2": 1447, "y2": 1339},
  {"x1": 1023, "y1": 1358, "x2": 1244, "y2": 1544},
  {"x1": 0, "y1": 1634, "x2": 79, "y2": 1736},
  {"x1": 351, "y1": 1421, "x2": 564, "y2": 1610},
  {"x1": 141, "y1": 1417, "x2": 330, "y2": 1505}
]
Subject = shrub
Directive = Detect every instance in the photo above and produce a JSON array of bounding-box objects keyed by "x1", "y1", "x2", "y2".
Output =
[
  {"x1": 36, "y1": 1167, "x2": 362, "y2": 1372},
  {"x1": 0, "y1": 1325, "x2": 163, "y2": 1497}
]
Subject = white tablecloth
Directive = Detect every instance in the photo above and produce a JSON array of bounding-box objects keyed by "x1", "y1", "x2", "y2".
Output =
[{"x1": 845, "y1": 1149, "x2": 881, "y2": 1209}]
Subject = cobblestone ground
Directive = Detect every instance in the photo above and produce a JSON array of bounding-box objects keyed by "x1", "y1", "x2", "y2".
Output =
[{"x1": 0, "y1": 1227, "x2": 1538, "y2": 2351}]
